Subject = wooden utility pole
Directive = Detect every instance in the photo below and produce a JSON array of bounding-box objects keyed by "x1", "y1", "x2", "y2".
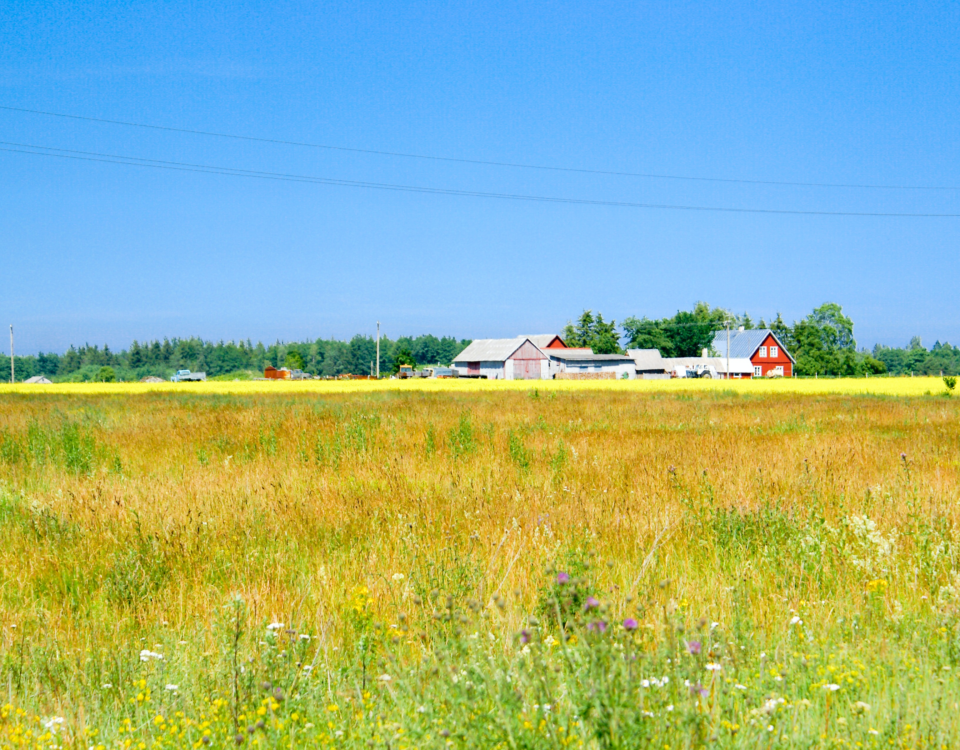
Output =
[
  {"x1": 9, "y1": 325, "x2": 13, "y2": 384},
  {"x1": 725, "y1": 320, "x2": 730, "y2": 381},
  {"x1": 376, "y1": 321, "x2": 380, "y2": 379}
]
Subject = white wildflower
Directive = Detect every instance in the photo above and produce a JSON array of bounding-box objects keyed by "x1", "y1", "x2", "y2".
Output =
[
  {"x1": 139, "y1": 649, "x2": 163, "y2": 661},
  {"x1": 266, "y1": 622, "x2": 284, "y2": 631},
  {"x1": 43, "y1": 717, "x2": 64, "y2": 731},
  {"x1": 299, "y1": 634, "x2": 311, "y2": 641},
  {"x1": 735, "y1": 684, "x2": 747, "y2": 690},
  {"x1": 789, "y1": 616, "x2": 802, "y2": 626},
  {"x1": 823, "y1": 683, "x2": 840, "y2": 692},
  {"x1": 378, "y1": 674, "x2": 392, "y2": 682},
  {"x1": 706, "y1": 663, "x2": 721, "y2": 672},
  {"x1": 165, "y1": 684, "x2": 178, "y2": 691},
  {"x1": 392, "y1": 573, "x2": 405, "y2": 582}
]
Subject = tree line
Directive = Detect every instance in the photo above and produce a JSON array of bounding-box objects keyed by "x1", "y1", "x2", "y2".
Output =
[
  {"x1": 4, "y1": 303, "x2": 959, "y2": 382},
  {"x1": 0, "y1": 334, "x2": 471, "y2": 382}
]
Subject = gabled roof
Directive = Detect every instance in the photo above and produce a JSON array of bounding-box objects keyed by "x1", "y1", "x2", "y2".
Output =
[
  {"x1": 453, "y1": 337, "x2": 543, "y2": 363},
  {"x1": 711, "y1": 329, "x2": 795, "y2": 363},
  {"x1": 23, "y1": 375, "x2": 52, "y2": 384},
  {"x1": 526, "y1": 334, "x2": 566, "y2": 349}
]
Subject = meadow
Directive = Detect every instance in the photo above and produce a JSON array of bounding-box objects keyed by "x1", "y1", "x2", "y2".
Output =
[{"x1": 0, "y1": 379, "x2": 958, "y2": 748}]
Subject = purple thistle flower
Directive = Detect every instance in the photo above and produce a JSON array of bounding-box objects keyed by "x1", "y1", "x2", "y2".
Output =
[
  {"x1": 623, "y1": 618, "x2": 639, "y2": 631},
  {"x1": 587, "y1": 621, "x2": 607, "y2": 634},
  {"x1": 556, "y1": 572, "x2": 571, "y2": 585},
  {"x1": 520, "y1": 630, "x2": 531, "y2": 644},
  {"x1": 689, "y1": 682, "x2": 708, "y2": 698},
  {"x1": 584, "y1": 596, "x2": 600, "y2": 611},
  {"x1": 686, "y1": 640, "x2": 702, "y2": 655}
]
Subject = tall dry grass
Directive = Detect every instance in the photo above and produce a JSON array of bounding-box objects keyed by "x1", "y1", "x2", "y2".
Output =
[{"x1": 0, "y1": 388, "x2": 959, "y2": 747}]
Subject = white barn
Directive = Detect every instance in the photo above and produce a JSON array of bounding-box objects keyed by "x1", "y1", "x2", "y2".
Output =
[{"x1": 451, "y1": 337, "x2": 550, "y2": 380}]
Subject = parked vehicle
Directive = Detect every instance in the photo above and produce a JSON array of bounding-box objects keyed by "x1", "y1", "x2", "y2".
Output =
[{"x1": 171, "y1": 369, "x2": 206, "y2": 382}]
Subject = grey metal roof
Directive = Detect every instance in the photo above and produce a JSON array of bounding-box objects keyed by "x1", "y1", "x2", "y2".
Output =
[
  {"x1": 547, "y1": 350, "x2": 633, "y2": 362},
  {"x1": 626, "y1": 348, "x2": 665, "y2": 370},
  {"x1": 23, "y1": 375, "x2": 52, "y2": 384},
  {"x1": 711, "y1": 329, "x2": 795, "y2": 362},
  {"x1": 453, "y1": 337, "x2": 538, "y2": 363}
]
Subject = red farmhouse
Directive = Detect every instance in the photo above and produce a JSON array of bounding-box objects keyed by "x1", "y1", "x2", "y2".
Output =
[{"x1": 711, "y1": 328, "x2": 795, "y2": 378}]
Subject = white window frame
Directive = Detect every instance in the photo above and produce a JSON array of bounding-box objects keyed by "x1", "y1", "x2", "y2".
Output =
[
  {"x1": 770, "y1": 345, "x2": 778, "y2": 358},
  {"x1": 758, "y1": 346, "x2": 767, "y2": 358},
  {"x1": 754, "y1": 366, "x2": 762, "y2": 377}
]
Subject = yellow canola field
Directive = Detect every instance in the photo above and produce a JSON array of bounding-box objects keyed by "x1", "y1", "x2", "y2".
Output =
[{"x1": 0, "y1": 375, "x2": 948, "y2": 396}]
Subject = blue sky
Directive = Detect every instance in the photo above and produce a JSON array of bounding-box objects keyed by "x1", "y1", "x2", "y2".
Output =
[{"x1": 1, "y1": 0, "x2": 958, "y2": 354}]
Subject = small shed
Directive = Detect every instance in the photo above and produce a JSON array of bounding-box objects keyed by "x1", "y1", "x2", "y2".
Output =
[
  {"x1": 451, "y1": 337, "x2": 550, "y2": 380},
  {"x1": 23, "y1": 375, "x2": 52, "y2": 384}
]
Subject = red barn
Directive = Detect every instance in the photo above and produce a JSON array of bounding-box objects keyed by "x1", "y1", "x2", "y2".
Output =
[{"x1": 711, "y1": 328, "x2": 795, "y2": 378}]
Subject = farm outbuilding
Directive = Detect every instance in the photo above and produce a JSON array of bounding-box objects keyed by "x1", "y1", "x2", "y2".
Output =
[
  {"x1": 547, "y1": 350, "x2": 636, "y2": 380},
  {"x1": 451, "y1": 337, "x2": 550, "y2": 380},
  {"x1": 23, "y1": 375, "x2": 52, "y2": 384},
  {"x1": 626, "y1": 349, "x2": 754, "y2": 379}
]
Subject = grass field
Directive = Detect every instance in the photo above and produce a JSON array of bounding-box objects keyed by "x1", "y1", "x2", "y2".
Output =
[{"x1": 1, "y1": 382, "x2": 959, "y2": 748}]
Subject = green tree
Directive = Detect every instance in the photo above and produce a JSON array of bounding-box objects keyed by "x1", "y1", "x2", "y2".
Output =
[
  {"x1": 284, "y1": 350, "x2": 305, "y2": 370},
  {"x1": 97, "y1": 366, "x2": 117, "y2": 382},
  {"x1": 563, "y1": 311, "x2": 623, "y2": 353}
]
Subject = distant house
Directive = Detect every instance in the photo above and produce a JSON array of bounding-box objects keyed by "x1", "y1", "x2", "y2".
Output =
[
  {"x1": 23, "y1": 375, "x2": 52, "y2": 384},
  {"x1": 711, "y1": 328, "x2": 795, "y2": 377},
  {"x1": 451, "y1": 337, "x2": 550, "y2": 380}
]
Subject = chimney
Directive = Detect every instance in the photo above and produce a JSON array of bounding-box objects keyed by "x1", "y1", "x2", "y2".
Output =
[
  {"x1": 738, "y1": 326, "x2": 745, "y2": 332},
  {"x1": 702, "y1": 348, "x2": 709, "y2": 358}
]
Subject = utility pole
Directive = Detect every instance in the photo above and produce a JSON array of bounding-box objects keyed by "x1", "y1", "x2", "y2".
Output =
[
  {"x1": 9, "y1": 325, "x2": 13, "y2": 384},
  {"x1": 376, "y1": 321, "x2": 380, "y2": 379},
  {"x1": 725, "y1": 320, "x2": 730, "y2": 381}
]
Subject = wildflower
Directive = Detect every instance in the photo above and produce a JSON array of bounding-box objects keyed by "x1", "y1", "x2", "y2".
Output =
[
  {"x1": 868, "y1": 729, "x2": 879, "y2": 735},
  {"x1": 823, "y1": 683, "x2": 840, "y2": 692},
  {"x1": 853, "y1": 701, "x2": 871, "y2": 714},
  {"x1": 139, "y1": 650, "x2": 163, "y2": 661},
  {"x1": 789, "y1": 616, "x2": 802, "y2": 626},
  {"x1": 556, "y1": 572, "x2": 570, "y2": 584},
  {"x1": 165, "y1": 685, "x2": 179, "y2": 692},
  {"x1": 102, "y1": 684, "x2": 112, "y2": 689},
  {"x1": 735, "y1": 684, "x2": 747, "y2": 690},
  {"x1": 710, "y1": 621, "x2": 719, "y2": 631},
  {"x1": 623, "y1": 618, "x2": 638, "y2": 631},
  {"x1": 299, "y1": 634, "x2": 311, "y2": 641},
  {"x1": 587, "y1": 621, "x2": 607, "y2": 634},
  {"x1": 689, "y1": 682, "x2": 708, "y2": 698},
  {"x1": 584, "y1": 596, "x2": 600, "y2": 611},
  {"x1": 686, "y1": 641, "x2": 702, "y2": 655},
  {"x1": 266, "y1": 623, "x2": 284, "y2": 632},
  {"x1": 392, "y1": 573, "x2": 405, "y2": 582},
  {"x1": 520, "y1": 630, "x2": 532, "y2": 644},
  {"x1": 43, "y1": 717, "x2": 64, "y2": 731},
  {"x1": 705, "y1": 663, "x2": 721, "y2": 671},
  {"x1": 378, "y1": 674, "x2": 392, "y2": 682},
  {"x1": 302, "y1": 665, "x2": 313, "y2": 674}
]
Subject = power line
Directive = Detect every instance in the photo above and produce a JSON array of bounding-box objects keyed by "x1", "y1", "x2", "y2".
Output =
[
  {"x1": 3, "y1": 141, "x2": 958, "y2": 218},
  {"x1": 2, "y1": 104, "x2": 957, "y2": 192}
]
